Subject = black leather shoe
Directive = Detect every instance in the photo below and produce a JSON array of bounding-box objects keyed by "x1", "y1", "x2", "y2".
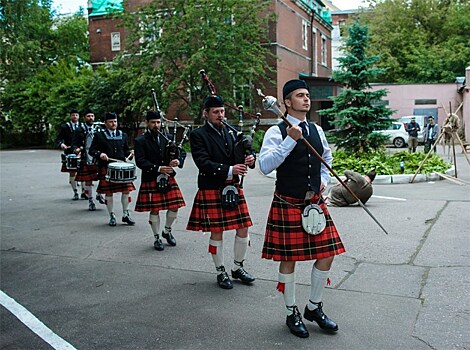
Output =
[
  {"x1": 109, "y1": 213, "x2": 117, "y2": 227},
  {"x1": 286, "y1": 306, "x2": 309, "y2": 338},
  {"x1": 154, "y1": 238, "x2": 164, "y2": 251},
  {"x1": 81, "y1": 192, "x2": 88, "y2": 200},
  {"x1": 122, "y1": 215, "x2": 135, "y2": 226},
  {"x1": 73, "y1": 192, "x2": 79, "y2": 200},
  {"x1": 304, "y1": 303, "x2": 338, "y2": 332},
  {"x1": 217, "y1": 270, "x2": 233, "y2": 289},
  {"x1": 96, "y1": 194, "x2": 105, "y2": 204},
  {"x1": 162, "y1": 231, "x2": 176, "y2": 246},
  {"x1": 88, "y1": 202, "x2": 96, "y2": 211},
  {"x1": 231, "y1": 267, "x2": 255, "y2": 284}
]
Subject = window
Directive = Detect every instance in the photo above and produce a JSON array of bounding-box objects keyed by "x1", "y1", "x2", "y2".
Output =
[
  {"x1": 415, "y1": 99, "x2": 437, "y2": 105},
  {"x1": 302, "y1": 20, "x2": 308, "y2": 50},
  {"x1": 111, "y1": 32, "x2": 121, "y2": 51},
  {"x1": 321, "y1": 34, "x2": 327, "y2": 65}
]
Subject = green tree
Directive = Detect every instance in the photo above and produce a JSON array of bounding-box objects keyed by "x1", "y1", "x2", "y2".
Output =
[
  {"x1": 119, "y1": 0, "x2": 273, "y2": 123},
  {"x1": 320, "y1": 20, "x2": 393, "y2": 153},
  {"x1": 362, "y1": 0, "x2": 470, "y2": 83}
]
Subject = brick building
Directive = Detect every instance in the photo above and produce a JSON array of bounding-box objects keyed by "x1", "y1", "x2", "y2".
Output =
[{"x1": 87, "y1": 0, "x2": 336, "y2": 127}]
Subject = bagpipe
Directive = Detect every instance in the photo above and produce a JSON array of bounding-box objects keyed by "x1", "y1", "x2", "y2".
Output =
[
  {"x1": 151, "y1": 89, "x2": 191, "y2": 166},
  {"x1": 199, "y1": 69, "x2": 260, "y2": 189}
]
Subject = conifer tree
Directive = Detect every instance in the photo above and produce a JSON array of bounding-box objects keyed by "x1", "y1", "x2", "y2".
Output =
[{"x1": 320, "y1": 20, "x2": 392, "y2": 153}]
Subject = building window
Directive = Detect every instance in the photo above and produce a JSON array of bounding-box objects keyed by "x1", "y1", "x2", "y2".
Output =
[
  {"x1": 111, "y1": 32, "x2": 121, "y2": 51},
  {"x1": 311, "y1": 27, "x2": 317, "y2": 75},
  {"x1": 302, "y1": 20, "x2": 308, "y2": 50},
  {"x1": 321, "y1": 34, "x2": 327, "y2": 65},
  {"x1": 415, "y1": 99, "x2": 437, "y2": 105}
]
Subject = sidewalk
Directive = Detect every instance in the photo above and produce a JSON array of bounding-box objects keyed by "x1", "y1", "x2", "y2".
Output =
[{"x1": 1, "y1": 149, "x2": 469, "y2": 349}]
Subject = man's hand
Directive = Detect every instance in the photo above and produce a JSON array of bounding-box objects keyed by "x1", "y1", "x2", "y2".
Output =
[
  {"x1": 232, "y1": 164, "x2": 247, "y2": 176},
  {"x1": 287, "y1": 125, "x2": 302, "y2": 141},
  {"x1": 127, "y1": 150, "x2": 134, "y2": 161},
  {"x1": 159, "y1": 166, "x2": 173, "y2": 175},
  {"x1": 244, "y1": 155, "x2": 255, "y2": 167},
  {"x1": 169, "y1": 159, "x2": 179, "y2": 167},
  {"x1": 60, "y1": 143, "x2": 68, "y2": 151},
  {"x1": 100, "y1": 153, "x2": 109, "y2": 161}
]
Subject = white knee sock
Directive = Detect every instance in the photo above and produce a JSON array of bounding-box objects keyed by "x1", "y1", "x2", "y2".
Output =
[
  {"x1": 69, "y1": 175, "x2": 77, "y2": 192},
  {"x1": 278, "y1": 272, "x2": 296, "y2": 316},
  {"x1": 209, "y1": 239, "x2": 224, "y2": 271},
  {"x1": 149, "y1": 213, "x2": 160, "y2": 239},
  {"x1": 165, "y1": 210, "x2": 177, "y2": 231},
  {"x1": 121, "y1": 193, "x2": 130, "y2": 215},
  {"x1": 307, "y1": 265, "x2": 330, "y2": 311},
  {"x1": 85, "y1": 184, "x2": 93, "y2": 201},
  {"x1": 105, "y1": 195, "x2": 114, "y2": 215},
  {"x1": 233, "y1": 235, "x2": 249, "y2": 271}
]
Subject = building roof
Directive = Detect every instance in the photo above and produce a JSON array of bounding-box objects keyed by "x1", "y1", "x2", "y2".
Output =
[{"x1": 88, "y1": 0, "x2": 123, "y2": 17}]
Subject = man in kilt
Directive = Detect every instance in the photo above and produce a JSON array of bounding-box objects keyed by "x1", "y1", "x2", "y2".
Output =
[
  {"x1": 72, "y1": 110, "x2": 106, "y2": 211},
  {"x1": 187, "y1": 95, "x2": 256, "y2": 289},
  {"x1": 134, "y1": 110, "x2": 186, "y2": 251},
  {"x1": 259, "y1": 80, "x2": 345, "y2": 338},
  {"x1": 89, "y1": 112, "x2": 136, "y2": 227},
  {"x1": 56, "y1": 109, "x2": 83, "y2": 200}
]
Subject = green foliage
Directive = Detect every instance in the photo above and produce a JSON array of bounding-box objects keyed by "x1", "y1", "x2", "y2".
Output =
[
  {"x1": 252, "y1": 129, "x2": 266, "y2": 153},
  {"x1": 119, "y1": 0, "x2": 274, "y2": 123},
  {"x1": 332, "y1": 149, "x2": 450, "y2": 175},
  {"x1": 320, "y1": 20, "x2": 393, "y2": 154},
  {"x1": 361, "y1": 0, "x2": 470, "y2": 83}
]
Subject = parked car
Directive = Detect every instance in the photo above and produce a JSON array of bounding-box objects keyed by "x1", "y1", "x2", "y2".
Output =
[
  {"x1": 375, "y1": 122, "x2": 408, "y2": 148},
  {"x1": 399, "y1": 115, "x2": 426, "y2": 143}
]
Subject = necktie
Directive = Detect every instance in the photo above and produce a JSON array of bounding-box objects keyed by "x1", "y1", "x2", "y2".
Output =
[
  {"x1": 112, "y1": 131, "x2": 115, "y2": 137},
  {"x1": 299, "y1": 121, "x2": 308, "y2": 138}
]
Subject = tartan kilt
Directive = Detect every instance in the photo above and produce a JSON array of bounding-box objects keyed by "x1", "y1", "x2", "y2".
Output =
[
  {"x1": 135, "y1": 176, "x2": 185, "y2": 212},
  {"x1": 75, "y1": 164, "x2": 98, "y2": 182},
  {"x1": 186, "y1": 187, "x2": 252, "y2": 233},
  {"x1": 96, "y1": 167, "x2": 135, "y2": 195},
  {"x1": 262, "y1": 192, "x2": 345, "y2": 261}
]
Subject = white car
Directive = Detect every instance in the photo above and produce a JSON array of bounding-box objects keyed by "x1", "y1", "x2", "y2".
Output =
[{"x1": 375, "y1": 122, "x2": 408, "y2": 148}]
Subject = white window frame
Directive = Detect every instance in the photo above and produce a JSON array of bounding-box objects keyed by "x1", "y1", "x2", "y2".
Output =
[
  {"x1": 302, "y1": 19, "x2": 308, "y2": 50},
  {"x1": 111, "y1": 32, "x2": 121, "y2": 51}
]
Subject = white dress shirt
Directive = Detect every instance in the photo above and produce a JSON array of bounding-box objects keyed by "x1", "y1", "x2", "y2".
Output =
[{"x1": 258, "y1": 114, "x2": 332, "y2": 185}]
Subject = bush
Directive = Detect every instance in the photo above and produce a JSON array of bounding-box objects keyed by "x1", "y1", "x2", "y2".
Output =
[{"x1": 332, "y1": 150, "x2": 450, "y2": 175}]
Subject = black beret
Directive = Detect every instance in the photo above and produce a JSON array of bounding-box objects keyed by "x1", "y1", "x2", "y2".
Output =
[
  {"x1": 83, "y1": 109, "x2": 94, "y2": 116},
  {"x1": 70, "y1": 109, "x2": 79, "y2": 114},
  {"x1": 146, "y1": 110, "x2": 161, "y2": 121},
  {"x1": 204, "y1": 95, "x2": 224, "y2": 109},
  {"x1": 282, "y1": 79, "x2": 308, "y2": 100},
  {"x1": 104, "y1": 112, "x2": 118, "y2": 121}
]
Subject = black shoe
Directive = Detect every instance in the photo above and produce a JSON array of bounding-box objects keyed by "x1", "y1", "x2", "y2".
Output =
[
  {"x1": 73, "y1": 192, "x2": 79, "y2": 200},
  {"x1": 304, "y1": 303, "x2": 338, "y2": 332},
  {"x1": 154, "y1": 237, "x2": 164, "y2": 251},
  {"x1": 88, "y1": 202, "x2": 96, "y2": 211},
  {"x1": 122, "y1": 215, "x2": 135, "y2": 226},
  {"x1": 162, "y1": 230, "x2": 176, "y2": 246},
  {"x1": 96, "y1": 194, "x2": 105, "y2": 204},
  {"x1": 286, "y1": 306, "x2": 309, "y2": 338},
  {"x1": 216, "y1": 268, "x2": 233, "y2": 289},
  {"x1": 109, "y1": 213, "x2": 117, "y2": 227},
  {"x1": 231, "y1": 267, "x2": 255, "y2": 284},
  {"x1": 81, "y1": 192, "x2": 88, "y2": 200}
]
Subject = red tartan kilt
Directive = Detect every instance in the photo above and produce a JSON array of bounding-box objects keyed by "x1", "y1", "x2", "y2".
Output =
[
  {"x1": 96, "y1": 167, "x2": 135, "y2": 195},
  {"x1": 186, "y1": 187, "x2": 252, "y2": 232},
  {"x1": 60, "y1": 162, "x2": 76, "y2": 173},
  {"x1": 75, "y1": 164, "x2": 98, "y2": 182},
  {"x1": 135, "y1": 176, "x2": 185, "y2": 212},
  {"x1": 262, "y1": 192, "x2": 345, "y2": 261}
]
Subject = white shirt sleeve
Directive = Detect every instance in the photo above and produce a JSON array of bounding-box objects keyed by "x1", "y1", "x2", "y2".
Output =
[{"x1": 258, "y1": 124, "x2": 297, "y2": 175}]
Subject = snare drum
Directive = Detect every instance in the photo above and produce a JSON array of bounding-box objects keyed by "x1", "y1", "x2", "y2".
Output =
[
  {"x1": 66, "y1": 154, "x2": 81, "y2": 170},
  {"x1": 105, "y1": 162, "x2": 137, "y2": 183}
]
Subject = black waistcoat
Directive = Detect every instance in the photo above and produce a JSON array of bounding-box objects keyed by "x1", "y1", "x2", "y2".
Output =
[{"x1": 276, "y1": 121, "x2": 324, "y2": 198}]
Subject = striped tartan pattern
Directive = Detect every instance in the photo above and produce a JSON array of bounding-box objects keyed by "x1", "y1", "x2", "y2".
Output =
[
  {"x1": 186, "y1": 187, "x2": 252, "y2": 233},
  {"x1": 262, "y1": 192, "x2": 345, "y2": 261},
  {"x1": 96, "y1": 167, "x2": 135, "y2": 195},
  {"x1": 135, "y1": 177, "x2": 185, "y2": 212},
  {"x1": 75, "y1": 164, "x2": 98, "y2": 182}
]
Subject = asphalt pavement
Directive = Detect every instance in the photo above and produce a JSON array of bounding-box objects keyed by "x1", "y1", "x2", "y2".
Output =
[{"x1": 1, "y1": 147, "x2": 469, "y2": 350}]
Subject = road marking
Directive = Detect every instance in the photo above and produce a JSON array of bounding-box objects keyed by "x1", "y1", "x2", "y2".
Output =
[
  {"x1": 0, "y1": 290, "x2": 77, "y2": 350},
  {"x1": 372, "y1": 195, "x2": 407, "y2": 201}
]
